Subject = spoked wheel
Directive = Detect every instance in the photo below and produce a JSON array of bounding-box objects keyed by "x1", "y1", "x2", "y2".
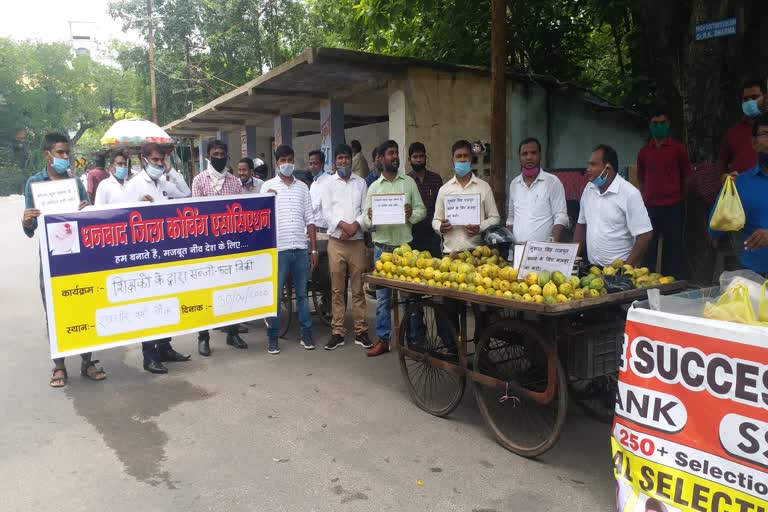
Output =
[
  {"x1": 397, "y1": 299, "x2": 466, "y2": 417},
  {"x1": 473, "y1": 319, "x2": 567, "y2": 458},
  {"x1": 264, "y1": 281, "x2": 293, "y2": 337},
  {"x1": 568, "y1": 374, "x2": 617, "y2": 423},
  {"x1": 311, "y1": 284, "x2": 333, "y2": 327}
]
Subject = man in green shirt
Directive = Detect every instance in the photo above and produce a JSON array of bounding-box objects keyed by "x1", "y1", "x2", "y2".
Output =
[{"x1": 361, "y1": 140, "x2": 425, "y2": 356}]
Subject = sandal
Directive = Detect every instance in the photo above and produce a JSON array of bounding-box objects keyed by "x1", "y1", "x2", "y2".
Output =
[
  {"x1": 81, "y1": 360, "x2": 107, "y2": 381},
  {"x1": 50, "y1": 367, "x2": 67, "y2": 388}
]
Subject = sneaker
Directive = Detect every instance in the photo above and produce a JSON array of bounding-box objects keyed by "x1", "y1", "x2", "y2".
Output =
[
  {"x1": 324, "y1": 334, "x2": 345, "y2": 351},
  {"x1": 300, "y1": 336, "x2": 316, "y2": 350},
  {"x1": 354, "y1": 332, "x2": 373, "y2": 349},
  {"x1": 267, "y1": 338, "x2": 280, "y2": 355}
]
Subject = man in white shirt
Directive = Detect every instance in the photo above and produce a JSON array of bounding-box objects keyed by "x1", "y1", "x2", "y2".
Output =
[
  {"x1": 432, "y1": 140, "x2": 501, "y2": 254},
  {"x1": 308, "y1": 149, "x2": 331, "y2": 231},
  {"x1": 319, "y1": 144, "x2": 371, "y2": 351},
  {"x1": 574, "y1": 144, "x2": 653, "y2": 267},
  {"x1": 237, "y1": 157, "x2": 265, "y2": 194},
  {"x1": 122, "y1": 143, "x2": 192, "y2": 374},
  {"x1": 94, "y1": 149, "x2": 130, "y2": 206},
  {"x1": 506, "y1": 137, "x2": 569, "y2": 243},
  {"x1": 262, "y1": 145, "x2": 318, "y2": 354}
]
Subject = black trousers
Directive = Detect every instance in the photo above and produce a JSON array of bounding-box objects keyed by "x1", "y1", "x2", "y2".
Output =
[
  {"x1": 645, "y1": 202, "x2": 685, "y2": 279},
  {"x1": 142, "y1": 338, "x2": 172, "y2": 362}
]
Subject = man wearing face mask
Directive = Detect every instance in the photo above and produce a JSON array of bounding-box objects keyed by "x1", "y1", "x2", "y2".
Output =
[
  {"x1": 190, "y1": 140, "x2": 245, "y2": 356},
  {"x1": 237, "y1": 157, "x2": 264, "y2": 194},
  {"x1": 432, "y1": 140, "x2": 500, "y2": 254},
  {"x1": 407, "y1": 142, "x2": 444, "y2": 257},
  {"x1": 637, "y1": 110, "x2": 692, "y2": 277},
  {"x1": 361, "y1": 140, "x2": 426, "y2": 356},
  {"x1": 506, "y1": 137, "x2": 568, "y2": 244},
  {"x1": 574, "y1": 144, "x2": 653, "y2": 267},
  {"x1": 94, "y1": 149, "x2": 131, "y2": 205},
  {"x1": 719, "y1": 79, "x2": 766, "y2": 177},
  {"x1": 123, "y1": 143, "x2": 192, "y2": 374},
  {"x1": 23, "y1": 132, "x2": 104, "y2": 388},
  {"x1": 262, "y1": 145, "x2": 319, "y2": 354},
  {"x1": 710, "y1": 114, "x2": 768, "y2": 276},
  {"x1": 319, "y1": 144, "x2": 370, "y2": 351}
]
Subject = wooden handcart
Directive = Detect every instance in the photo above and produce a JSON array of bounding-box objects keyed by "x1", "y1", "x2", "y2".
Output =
[{"x1": 365, "y1": 275, "x2": 688, "y2": 458}]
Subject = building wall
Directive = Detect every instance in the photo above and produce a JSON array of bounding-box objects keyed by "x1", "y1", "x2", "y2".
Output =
[
  {"x1": 290, "y1": 122, "x2": 389, "y2": 171},
  {"x1": 386, "y1": 68, "x2": 647, "y2": 184}
]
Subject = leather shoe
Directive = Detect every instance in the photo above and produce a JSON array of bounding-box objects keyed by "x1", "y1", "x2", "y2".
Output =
[
  {"x1": 143, "y1": 359, "x2": 168, "y2": 374},
  {"x1": 226, "y1": 333, "x2": 248, "y2": 349},
  {"x1": 367, "y1": 340, "x2": 390, "y2": 357},
  {"x1": 160, "y1": 349, "x2": 191, "y2": 362},
  {"x1": 198, "y1": 338, "x2": 211, "y2": 357}
]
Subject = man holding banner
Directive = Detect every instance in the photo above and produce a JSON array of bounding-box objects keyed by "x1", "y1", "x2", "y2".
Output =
[
  {"x1": 122, "y1": 143, "x2": 192, "y2": 374},
  {"x1": 22, "y1": 132, "x2": 105, "y2": 388},
  {"x1": 191, "y1": 139, "x2": 245, "y2": 356}
]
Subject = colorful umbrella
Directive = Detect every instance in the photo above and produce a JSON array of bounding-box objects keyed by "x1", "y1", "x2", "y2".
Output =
[{"x1": 100, "y1": 118, "x2": 174, "y2": 147}]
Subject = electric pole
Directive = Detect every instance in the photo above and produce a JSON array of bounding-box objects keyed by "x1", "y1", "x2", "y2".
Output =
[
  {"x1": 490, "y1": 0, "x2": 507, "y2": 215},
  {"x1": 147, "y1": 0, "x2": 158, "y2": 124}
]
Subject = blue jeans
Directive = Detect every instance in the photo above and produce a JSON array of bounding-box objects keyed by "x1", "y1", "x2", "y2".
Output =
[
  {"x1": 267, "y1": 249, "x2": 312, "y2": 339},
  {"x1": 374, "y1": 245, "x2": 393, "y2": 341}
]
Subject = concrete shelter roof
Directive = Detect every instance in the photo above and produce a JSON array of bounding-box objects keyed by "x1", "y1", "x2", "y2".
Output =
[{"x1": 163, "y1": 47, "x2": 638, "y2": 138}]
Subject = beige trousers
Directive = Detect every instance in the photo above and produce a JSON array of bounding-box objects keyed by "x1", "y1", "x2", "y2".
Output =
[{"x1": 327, "y1": 238, "x2": 368, "y2": 336}]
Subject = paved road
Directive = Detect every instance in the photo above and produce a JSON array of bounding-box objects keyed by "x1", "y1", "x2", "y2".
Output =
[{"x1": 0, "y1": 195, "x2": 614, "y2": 512}]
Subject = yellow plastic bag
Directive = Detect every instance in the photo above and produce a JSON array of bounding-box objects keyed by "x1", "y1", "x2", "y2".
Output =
[
  {"x1": 709, "y1": 176, "x2": 745, "y2": 231},
  {"x1": 703, "y1": 284, "x2": 756, "y2": 324},
  {"x1": 758, "y1": 281, "x2": 768, "y2": 323}
]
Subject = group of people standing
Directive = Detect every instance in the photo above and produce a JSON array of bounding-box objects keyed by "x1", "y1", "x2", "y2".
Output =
[{"x1": 21, "y1": 78, "x2": 768, "y2": 387}]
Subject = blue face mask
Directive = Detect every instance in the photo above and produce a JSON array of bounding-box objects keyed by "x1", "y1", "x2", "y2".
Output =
[
  {"x1": 336, "y1": 166, "x2": 350, "y2": 178},
  {"x1": 742, "y1": 99, "x2": 761, "y2": 118},
  {"x1": 278, "y1": 163, "x2": 295, "y2": 177},
  {"x1": 114, "y1": 166, "x2": 129, "y2": 180},
  {"x1": 592, "y1": 166, "x2": 609, "y2": 188},
  {"x1": 50, "y1": 155, "x2": 70, "y2": 175},
  {"x1": 454, "y1": 161, "x2": 472, "y2": 177}
]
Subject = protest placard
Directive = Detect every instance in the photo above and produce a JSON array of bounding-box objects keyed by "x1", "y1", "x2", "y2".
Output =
[
  {"x1": 31, "y1": 179, "x2": 81, "y2": 214},
  {"x1": 613, "y1": 307, "x2": 768, "y2": 512},
  {"x1": 516, "y1": 241, "x2": 578, "y2": 278},
  {"x1": 39, "y1": 195, "x2": 277, "y2": 358},
  {"x1": 444, "y1": 194, "x2": 481, "y2": 226},
  {"x1": 371, "y1": 194, "x2": 406, "y2": 225}
]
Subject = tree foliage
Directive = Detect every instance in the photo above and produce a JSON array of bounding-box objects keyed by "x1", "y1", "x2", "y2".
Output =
[{"x1": 0, "y1": 38, "x2": 145, "y2": 194}]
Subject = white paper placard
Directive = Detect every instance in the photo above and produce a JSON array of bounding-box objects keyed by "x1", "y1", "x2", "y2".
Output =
[
  {"x1": 516, "y1": 241, "x2": 579, "y2": 278},
  {"x1": 444, "y1": 194, "x2": 481, "y2": 226},
  {"x1": 31, "y1": 179, "x2": 81, "y2": 214},
  {"x1": 371, "y1": 194, "x2": 406, "y2": 225}
]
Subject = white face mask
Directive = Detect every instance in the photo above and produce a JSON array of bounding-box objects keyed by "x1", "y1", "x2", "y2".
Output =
[
  {"x1": 278, "y1": 163, "x2": 295, "y2": 177},
  {"x1": 145, "y1": 161, "x2": 164, "y2": 180}
]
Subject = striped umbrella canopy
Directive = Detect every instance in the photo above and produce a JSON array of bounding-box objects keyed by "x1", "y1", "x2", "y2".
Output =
[{"x1": 100, "y1": 118, "x2": 174, "y2": 147}]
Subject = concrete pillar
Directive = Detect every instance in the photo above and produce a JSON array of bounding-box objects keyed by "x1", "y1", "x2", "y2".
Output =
[
  {"x1": 273, "y1": 115, "x2": 292, "y2": 151},
  {"x1": 198, "y1": 137, "x2": 208, "y2": 172},
  {"x1": 320, "y1": 99, "x2": 345, "y2": 173},
  {"x1": 241, "y1": 126, "x2": 257, "y2": 158}
]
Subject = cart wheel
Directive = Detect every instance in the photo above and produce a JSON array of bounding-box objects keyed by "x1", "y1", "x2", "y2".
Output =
[
  {"x1": 264, "y1": 281, "x2": 293, "y2": 337},
  {"x1": 397, "y1": 299, "x2": 465, "y2": 417},
  {"x1": 567, "y1": 374, "x2": 617, "y2": 424},
  {"x1": 473, "y1": 319, "x2": 567, "y2": 458}
]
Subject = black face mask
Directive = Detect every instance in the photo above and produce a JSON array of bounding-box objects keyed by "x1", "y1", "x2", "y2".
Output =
[
  {"x1": 210, "y1": 157, "x2": 227, "y2": 172},
  {"x1": 411, "y1": 163, "x2": 426, "y2": 172}
]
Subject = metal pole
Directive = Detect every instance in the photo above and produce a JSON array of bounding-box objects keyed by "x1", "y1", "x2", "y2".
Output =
[
  {"x1": 147, "y1": 0, "x2": 158, "y2": 124},
  {"x1": 490, "y1": 0, "x2": 507, "y2": 216}
]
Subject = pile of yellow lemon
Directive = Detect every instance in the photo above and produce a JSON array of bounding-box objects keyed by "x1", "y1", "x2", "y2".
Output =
[{"x1": 372, "y1": 244, "x2": 608, "y2": 304}]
